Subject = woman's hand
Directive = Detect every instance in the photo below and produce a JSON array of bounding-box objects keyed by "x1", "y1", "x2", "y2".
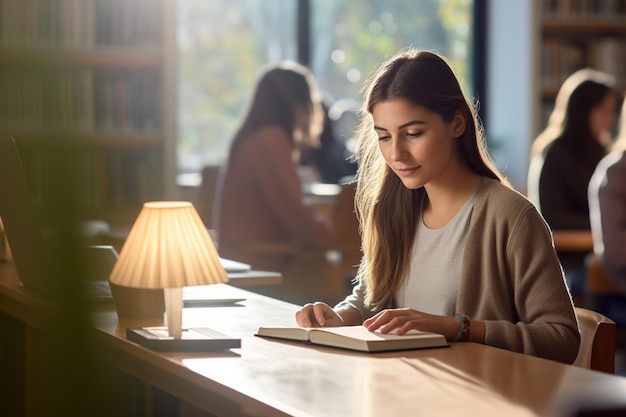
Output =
[
  {"x1": 363, "y1": 308, "x2": 458, "y2": 340},
  {"x1": 295, "y1": 302, "x2": 344, "y2": 327}
]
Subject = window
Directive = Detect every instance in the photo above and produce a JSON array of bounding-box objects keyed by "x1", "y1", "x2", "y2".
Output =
[{"x1": 177, "y1": 0, "x2": 475, "y2": 180}]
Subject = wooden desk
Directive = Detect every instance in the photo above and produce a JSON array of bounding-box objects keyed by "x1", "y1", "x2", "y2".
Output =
[
  {"x1": 92, "y1": 291, "x2": 626, "y2": 417},
  {"x1": 552, "y1": 230, "x2": 594, "y2": 252},
  {"x1": 2, "y1": 263, "x2": 626, "y2": 417}
]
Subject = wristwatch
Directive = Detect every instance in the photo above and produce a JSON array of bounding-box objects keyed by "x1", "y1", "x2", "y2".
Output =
[{"x1": 454, "y1": 314, "x2": 470, "y2": 342}]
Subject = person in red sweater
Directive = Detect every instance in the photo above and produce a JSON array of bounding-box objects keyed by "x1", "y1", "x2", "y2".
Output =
[{"x1": 214, "y1": 62, "x2": 334, "y2": 273}]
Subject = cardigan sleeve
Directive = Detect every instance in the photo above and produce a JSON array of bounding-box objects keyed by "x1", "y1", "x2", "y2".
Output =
[
  {"x1": 458, "y1": 180, "x2": 580, "y2": 364},
  {"x1": 334, "y1": 279, "x2": 378, "y2": 320},
  {"x1": 482, "y1": 205, "x2": 580, "y2": 364}
]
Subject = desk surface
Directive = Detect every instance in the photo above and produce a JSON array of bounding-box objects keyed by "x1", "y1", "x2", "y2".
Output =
[
  {"x1": 92, "y1": 286, "x2": 626, "y2": 417},
  {"x1": 2, "y1": 262, "x2": 626, "y2": 417}
]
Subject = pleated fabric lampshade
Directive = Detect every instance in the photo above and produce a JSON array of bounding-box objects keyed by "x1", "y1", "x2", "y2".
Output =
[{"x1": 109, "y1": 201, "x2": 228, "y2": 338}]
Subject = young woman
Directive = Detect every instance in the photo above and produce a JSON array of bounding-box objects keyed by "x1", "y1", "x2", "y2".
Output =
[
  {"x1": 296, "y1": 49, "x2": 580, "y2": 364},
  {"x1": 527, "y1": 69, "x2": 617, "y2": 300},
  {"x1": 215, "y1": 62, "x2": 333, "y2": 272},
  {"x1": 528, "y1": 68, "x2": 617, "y2": 229}
]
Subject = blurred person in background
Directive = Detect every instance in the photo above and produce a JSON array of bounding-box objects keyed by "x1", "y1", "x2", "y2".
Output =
[
  {"x1": 214, "y1": 62, "x2": 334, "y2": 273},
  {"x1": 589, "y1": 97, "x2": 626, "y2": 328},
  {"x1": 527, "y1": 68, "x2": 617, "y2": 301}
]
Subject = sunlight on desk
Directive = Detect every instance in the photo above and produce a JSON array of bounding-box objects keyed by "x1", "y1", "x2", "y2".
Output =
[
  {"x1": 181, "y1": 351, "x2": 537, "y2": 416},
  {"x1": 368, "y1": 358, "x2": 537, "y2": 417}
]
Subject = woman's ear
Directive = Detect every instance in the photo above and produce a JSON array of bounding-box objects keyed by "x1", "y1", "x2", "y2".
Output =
[{"x1": 451, "y1": 110, "x2": 467, "y2": 138}]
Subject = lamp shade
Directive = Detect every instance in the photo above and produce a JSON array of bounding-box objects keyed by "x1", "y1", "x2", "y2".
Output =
[{"x1": 109, "y1": 201, "x2": 228, "y2": 289}]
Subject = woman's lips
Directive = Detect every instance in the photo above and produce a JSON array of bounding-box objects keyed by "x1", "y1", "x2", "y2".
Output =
[{"x1": 396, "y1": 167, "x2": 418, "y2": 177}]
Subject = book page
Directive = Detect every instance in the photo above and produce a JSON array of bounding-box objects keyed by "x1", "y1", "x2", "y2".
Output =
[
  {"x1": 307, "y1": 326, "x2": 447, "y2": 352},
  {"x1": 312, "y1": 326, "x2": 440, "y2": 341}
]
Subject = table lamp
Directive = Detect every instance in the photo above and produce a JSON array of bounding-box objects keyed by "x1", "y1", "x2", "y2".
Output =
[{"x1": 108, "y1": 201, "x2": 240, "y2": 351}]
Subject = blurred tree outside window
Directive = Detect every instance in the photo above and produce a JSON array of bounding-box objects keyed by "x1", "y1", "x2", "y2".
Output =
[{"x1": 177, "y1": 0, "x2": 474, "y2": 179}]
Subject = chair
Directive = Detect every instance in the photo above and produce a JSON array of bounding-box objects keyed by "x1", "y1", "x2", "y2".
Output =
[
  {"x1": 329, "y1": 182, "x2": 361, "y2": 280},
  {"x1": 584, "y1": 253, "x2": 621, "y2": 310},
  {"x1": 196, "y1": 165, "x2": 222, "y2": 229},
  {"x1": 573, "y1": 307, "x2": 616, "y2": 373}
]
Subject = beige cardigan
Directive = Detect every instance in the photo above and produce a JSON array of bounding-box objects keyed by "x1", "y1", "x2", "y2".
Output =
[{"x1": 337, "y1": 178, "x2": 580, "y2": 364}]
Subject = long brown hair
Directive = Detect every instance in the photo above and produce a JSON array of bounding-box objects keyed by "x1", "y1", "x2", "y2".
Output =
[
  {"x1": 531, "y1": 68, "x2": 616, "y2": 158},
  {"x1": 353, "y1": 48, "x2": 504, "y2": 308},
  {"x1": 228, "y1": 62, "x2": 322, "y2": 164}
]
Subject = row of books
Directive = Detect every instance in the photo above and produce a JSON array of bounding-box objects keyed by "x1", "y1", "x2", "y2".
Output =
[
  {"x1": 541, "y1": 0, "x2": 626, "y2": 18},
  {"x1": 540, "y1": 36, "x2": 626, "y2": 88},
  {"x1": 0, "y1": 68, "x2": 161, "y2": 132},
  {"x1": 20, "y1": 147, "x2": 162, "y2": 210},
  {"x1": 0, "y1": 0, "x2": 162, "y2": 48}
]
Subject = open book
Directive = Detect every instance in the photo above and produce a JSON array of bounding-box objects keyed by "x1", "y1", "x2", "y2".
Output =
[{"x1": 255, "y1": 325, "x2": 448, "y2": 353}]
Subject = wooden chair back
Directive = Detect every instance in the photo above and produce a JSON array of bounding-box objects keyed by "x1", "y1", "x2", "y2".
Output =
[
  {"x1": 574, "y1": 307, "x2": 616, "y2": 374},
  {"x1": 331, "y1": 182, "x2": 361, "y2": 279}
]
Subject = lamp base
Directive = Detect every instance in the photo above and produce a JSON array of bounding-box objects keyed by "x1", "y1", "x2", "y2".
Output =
[{"x1": 126, "y1": 327, "x2": 241, "y2": 352}]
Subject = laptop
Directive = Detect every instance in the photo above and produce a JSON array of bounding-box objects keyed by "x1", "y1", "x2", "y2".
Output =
[
  {"x1": 0, "y1": 135, "x2": 248, "y2": 306},
  {"x1": 0, "y1": 135, "x2": 53, "y2": 294}
]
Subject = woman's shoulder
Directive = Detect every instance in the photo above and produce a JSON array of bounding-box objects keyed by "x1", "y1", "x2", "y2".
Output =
[
  {"x1": 543, "y1": 137, "x2": 573, "y2": 159},
  {"x1": 603, "y1": 150, "x2": 626, "y2": 168},
  {"x1": 248, "y1": 125, "x2": 290, "y2": 143},
  {"x1": 601, "y1": 151, "x2": 626, "y2": 181},
  {"x1": 476, "y1": 178, "x2": 536, "y2": 215},
  {"x1": 240, "y1": 126, "x2": 292, "y2": 154},
  {"x1": 472, "y1": 178, "x2": 548, "y2": 238}
]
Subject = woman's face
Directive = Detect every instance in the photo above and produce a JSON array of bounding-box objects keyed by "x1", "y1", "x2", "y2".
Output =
[
  {"x1": 372, "y1": 98, "x2": 465, "y2": 190},
  {"x1": 589, "y1": 94, "x2": 617, "y2": 140}
]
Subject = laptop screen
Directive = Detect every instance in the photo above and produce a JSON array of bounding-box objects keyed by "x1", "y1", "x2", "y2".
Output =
[{"x1": 0, "y1": 135, "x2": 53, "y2": 294}]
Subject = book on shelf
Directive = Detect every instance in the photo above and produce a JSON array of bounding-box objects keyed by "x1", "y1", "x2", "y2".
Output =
[
  {"x1": 0, "y1": 0, "x2": 160, "y2": 49},
  {"x1": 540, "y1": 37, "x2": 626, "y2": 89},
  {"x1": 540, "y1": 0, "x2": 626, "y2": 19},
  {"x1": 255, "y1": 325, "x2": 448, "y2": 353}
]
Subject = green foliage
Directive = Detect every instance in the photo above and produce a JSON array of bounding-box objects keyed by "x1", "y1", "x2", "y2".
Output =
[{"x1": 177, "y1": 0, "x2": 473, "y2": 171}]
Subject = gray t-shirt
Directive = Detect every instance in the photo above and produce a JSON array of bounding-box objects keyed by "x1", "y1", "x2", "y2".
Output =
[{"x1": 395, "y1": 193, "x2": 475, "y2": 316}]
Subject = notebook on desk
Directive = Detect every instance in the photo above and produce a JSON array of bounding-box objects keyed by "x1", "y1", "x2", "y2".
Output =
[{"x1": 0, "y1": 135, "x2": 248, "y2": 306}]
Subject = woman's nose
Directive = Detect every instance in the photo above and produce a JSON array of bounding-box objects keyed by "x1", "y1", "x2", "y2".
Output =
[{"x1": 391, "y1": 139, "x2": 408, "y2": 161}]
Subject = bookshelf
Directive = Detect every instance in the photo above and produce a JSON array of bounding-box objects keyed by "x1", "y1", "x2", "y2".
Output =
[
  {"x1": 536, "y1": 0, "x2": 626, "y2": 130},
  {"x1": 0, "y1": 0, "x2": 176, "y2": 227}
]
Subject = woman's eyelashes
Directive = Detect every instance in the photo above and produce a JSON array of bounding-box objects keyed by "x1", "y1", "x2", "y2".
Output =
[
  {"x1": 406, "y1": 131, "x2": 423, "y2": 138},
  {"x1": 377, "y1": 131, "x2": 423, "y2": 141},
  {"x1": 376, "y1": 127, "x2": 424, "y2": 141}
]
